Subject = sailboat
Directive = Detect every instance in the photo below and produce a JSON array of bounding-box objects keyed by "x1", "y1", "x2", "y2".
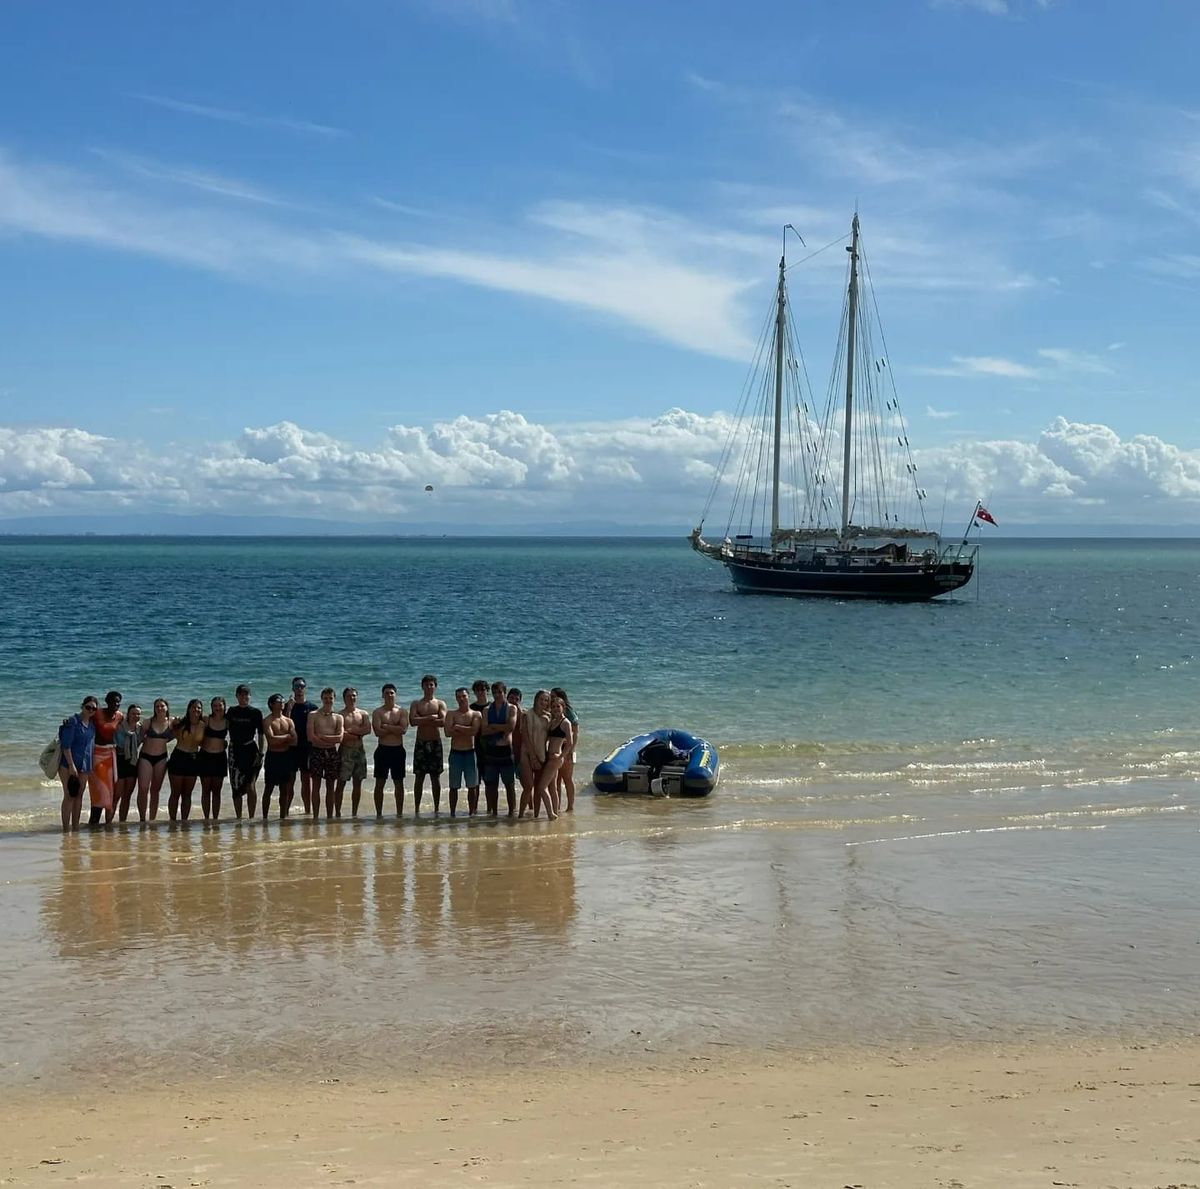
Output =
[{"x1": 690, "y1": 214, "x2": 977, "y2": 600}]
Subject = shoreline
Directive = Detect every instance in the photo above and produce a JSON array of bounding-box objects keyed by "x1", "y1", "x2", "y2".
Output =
[{"x1": 7, "y1": 1039, "x2": 1199, "y2": 1186}]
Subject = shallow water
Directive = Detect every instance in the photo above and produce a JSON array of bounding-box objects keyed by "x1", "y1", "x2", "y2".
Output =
[
  {"x1": 2, "y1": 775, "x2": 1196, "y2": 1089},
  {"x1": 3, "y1": 536, "x2": 1199, "y2": 1088}
]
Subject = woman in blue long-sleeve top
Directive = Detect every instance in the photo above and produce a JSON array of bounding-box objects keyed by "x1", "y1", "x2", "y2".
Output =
[{"x1": 58, "y1": 696, "x2": 98, "y2": 832}]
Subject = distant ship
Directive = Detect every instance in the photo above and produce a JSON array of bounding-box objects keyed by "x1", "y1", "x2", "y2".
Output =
[{"x1": 691, "y1": 214, "x2": 977, "y2": 601}]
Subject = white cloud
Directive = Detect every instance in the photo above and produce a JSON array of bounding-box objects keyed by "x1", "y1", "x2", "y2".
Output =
[
  {"x1": 5, "y1": 412, "x2": 1200, "y2": 528},
  {"x1": 130, "y1": 93, "x2": 347, "y2": 138},
  {"x1": 918, "y1": 347, "x2": 1116, "y2": 381},
  {"x1": 930, "y1": 0, "x2": 1008, "y2": 13},
  {"x1": 343, "y1": 229, "x2": 755, "y2": 359},
  {"x1": 925, "y1": 405, "x2": 959, "y2": 420},
  {"x1": 0, "y1": 149, "x2": 756, "y2": 359},
  {"x1": 89, "y1": 149, "x2": 291, "y2": 207},
  {"x1": 1035, "y1": 347, "x2": 1114, "y2": 375},
  {"x1": 918, "y1": 355, "x2": 1040, "y2": 379}
]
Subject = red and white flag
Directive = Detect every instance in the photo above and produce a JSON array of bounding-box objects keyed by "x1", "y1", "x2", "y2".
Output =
[{"x1": 975, "y1": 505, "x2": 998, "y2": 527}]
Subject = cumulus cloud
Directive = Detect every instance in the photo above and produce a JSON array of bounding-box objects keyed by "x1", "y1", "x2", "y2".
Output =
[{"x1": 3, "y1": 411, "x2": 1200, "y2": 527}]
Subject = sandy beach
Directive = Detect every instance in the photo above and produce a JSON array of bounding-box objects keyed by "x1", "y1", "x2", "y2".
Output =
[{"x1": 6, "y1": 1042, "x2": 1199, "y2": 1187}]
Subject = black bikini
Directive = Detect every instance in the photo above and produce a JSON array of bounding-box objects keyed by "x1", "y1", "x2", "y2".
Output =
[{"x1": 140, "y1": 722, "x2": 173, "y2": 766}]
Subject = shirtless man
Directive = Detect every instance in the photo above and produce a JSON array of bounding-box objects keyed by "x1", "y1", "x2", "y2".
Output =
[
  {"x1": 409, "y1": 674, "x2": 447, "y2": 815},
  {"x1": 444, "y1": 687, "x2": 482, "y2": 817},
  {"x1": 334, "y1": 687, "x2": 372, "y2": 818},
  {"x1": 262, "y1": 694, "x2": 298, "y2": 820},
  {"x1": 307, "y1": 687, "x2": 345, "y2": 820},
  {"x1": 371, "y1": 683, "x2": 409, "y2": 819}
]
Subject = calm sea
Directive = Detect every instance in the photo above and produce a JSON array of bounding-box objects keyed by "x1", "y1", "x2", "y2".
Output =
[
  {"x1": 2, "y1": 537, "x2": 1198, "y2": 1085},
  {"x1": 2, "y1": 536, "x2": 1199, "y2": 822}
]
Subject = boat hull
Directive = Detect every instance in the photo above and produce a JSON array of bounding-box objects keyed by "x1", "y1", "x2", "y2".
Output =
[
  {"x1": 723, "y1": 557, "x2": 973, "y2": 601},
  {"x1": 593, "y1": 728, "x2": 719, "y2": 796}
]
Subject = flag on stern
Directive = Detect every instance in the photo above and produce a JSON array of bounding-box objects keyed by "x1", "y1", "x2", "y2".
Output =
[{"x1": 975, "y1": 505, "x2": 998, "y2": 527}]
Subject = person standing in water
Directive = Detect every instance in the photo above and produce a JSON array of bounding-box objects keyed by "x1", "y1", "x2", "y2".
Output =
[
  {"x1": 532, "y1": 693, "x2": 571, "y2": 821},
  {"x1": 262, "y1": 694, "x2": 298, "y2": 819},
  {"x1": 307, "y1": 686, "x2": 344, "y2": 819},
  {"x1": 469, "y1": 680, "x2": 490, "y2": 799},
  {"x1": 226, "y1": 685, "x2": 265, "y2": 821},
  {"x1": 168, "y1": 699, "x2": 205, "y2": 822},
  {"x1": 90, "y1": 690, "x2": 123, "y2": 826},
  {"x1": 444, "y1": 687, "x2": 482, "y2": 817},
  {"x1": 519, "y1": 690, "x2": 551, "y2": 819},
  {"x1": 199, "y1": 695, "x2": 229, "y2": 823},
  {"x1": 334, "y1": 687, "x2": 372, "y2": 818},
  {"x1": 286, "y1": 677, "x2": 317, "y2": 815},
  {"x1": 113, "y1": 703, "x2": 143, "y2": 823},
  {"x1": 57, "y1": 696, "x2": 98, "y2": 832},
  {"x1": 551, "y1": 686, "x2": 579, "y2": 813},
  {"x1": 137, "y1": 698, "x2": 173, "y2": 821},
  {"x1": 508, "y1": 688, "x2": 528, "y2": 811},
  {"x1": 370, "y1": 683, "x2": 409, "y2": 819},
  {"x1": 409, "y1": 675, "x2": 446, "y2": 815},
  {"x1": 481, "y1": 681, "x2": 517, "y2": 816}
]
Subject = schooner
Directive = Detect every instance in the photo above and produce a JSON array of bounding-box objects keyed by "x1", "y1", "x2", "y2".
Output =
[{"x1": 690, "y1": 215, "x2": 977, "y2": 600}]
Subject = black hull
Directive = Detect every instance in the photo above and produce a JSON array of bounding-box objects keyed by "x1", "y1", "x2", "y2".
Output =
[{"x1": 723, "y1": 557, "x2": 973, "y2": 601}]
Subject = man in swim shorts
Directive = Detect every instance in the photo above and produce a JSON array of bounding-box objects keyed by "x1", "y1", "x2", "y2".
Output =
[
  {"x1": 262, "y1": 694, "x2": 298, "y2": 819},
  {"x1": 469, "y1": 679, "x2": 490, "y2": 796},
  {"x1": 335, "y1": 686, "x2": 372, "y2": 818},
  {"x1": 371, "y1": 683, "x2": 409, "y2": 819},
  {"x1": 307, "y1": 686, "x2": 344, "y2": 819},
  {"x1": 481, "y1": 680, "x2": 518, "y2": 816},
  {"x1": 409, "y1": 674, "x2": 446, "y2": 814},
  {"x1": 286, "y1": 677, "x2": 317, "y2": 815},
  {"x1": 444, "y1": 687, "x2": 482, "y2": 817},
  {"x1": 226, "y1": 684, "x2": 265, "y2": 819}
]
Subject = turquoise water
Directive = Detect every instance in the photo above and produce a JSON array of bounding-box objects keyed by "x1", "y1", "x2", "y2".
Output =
[
  {"x1": 2, "y1": 537, "x2": 1198, "y2": 1083},
  {"x1": 2, "y1": 536, "x2": 1200, "y2": 823}
]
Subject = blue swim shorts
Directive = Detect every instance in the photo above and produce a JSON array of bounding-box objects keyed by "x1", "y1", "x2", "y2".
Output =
[{"x1": 448, "y1": 749, "x2": 478, "y2": 789}]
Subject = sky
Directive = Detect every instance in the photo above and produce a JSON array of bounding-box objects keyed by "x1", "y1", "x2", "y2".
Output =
[{"x1": 1, "y1": 0, "x2": 1199, "y2": 530}]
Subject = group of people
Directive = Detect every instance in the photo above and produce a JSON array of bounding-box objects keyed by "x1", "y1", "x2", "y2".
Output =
[{"x1": 53, "y1": 676, "x2": 580, "y2": 832}]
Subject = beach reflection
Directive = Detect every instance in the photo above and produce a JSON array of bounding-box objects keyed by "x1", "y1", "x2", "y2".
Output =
[
  {"x1": 13, "y1": 784, "x2": 1200, "y2": 1090},
  {"x1": 42, "y1": 822, "x2": 578, "y2": 963}
]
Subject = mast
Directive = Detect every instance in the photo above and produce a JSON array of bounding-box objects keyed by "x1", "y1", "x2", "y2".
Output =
[
  {"x1": 770, "y1": 252, "x2": 786, "y2": 540},
  {"x1": 840, "y1": 214, "x2": 860, "y2": 541}
]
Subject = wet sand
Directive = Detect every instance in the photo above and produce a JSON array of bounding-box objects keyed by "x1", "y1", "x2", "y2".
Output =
[
  {"x1": 2, "y1": 777, "x2": 1198, "y2": 1183},
  {"x1": 7, "y1": 1042, "x2": 1200, "y2": 1187}
]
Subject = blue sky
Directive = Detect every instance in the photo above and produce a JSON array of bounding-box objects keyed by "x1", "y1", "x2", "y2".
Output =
[{"x1": 1, "y1": 0, "x2": 1199, "y2": 527}]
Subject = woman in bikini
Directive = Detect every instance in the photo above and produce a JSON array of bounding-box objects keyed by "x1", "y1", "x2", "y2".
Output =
[
  {"x1": 526, "y1": 690, "x2": 558, "y2": 820},
  {"x1": 138, "y1": 698, "x2": 173, "y2": 821},
  {"x1": 112, "y1": 703, "x2": 143, "y2": 822},
  {"x1": 551, "y1": 686, "x2": 579, "y2": 813},
  {"x1": 199, "y1": 695, "x2": 229, "y2": 823},
  {"x1": 168, "y1": 699, "x2": 205, "y2": 822}
]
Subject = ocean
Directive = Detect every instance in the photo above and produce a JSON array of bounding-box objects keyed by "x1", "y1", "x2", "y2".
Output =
[{"x1": 1, "y1": 536, "x2": 1197, "y2": 1087}]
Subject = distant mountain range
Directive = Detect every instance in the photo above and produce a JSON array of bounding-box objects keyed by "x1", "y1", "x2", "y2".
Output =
[{"x1": 1, "y1": 513, "x2": 1198, "y2": 537}]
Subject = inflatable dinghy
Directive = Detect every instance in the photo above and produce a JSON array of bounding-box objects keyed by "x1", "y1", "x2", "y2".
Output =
[{"x1": 592, "y1": 728, "x2": 719, "y2": 796}]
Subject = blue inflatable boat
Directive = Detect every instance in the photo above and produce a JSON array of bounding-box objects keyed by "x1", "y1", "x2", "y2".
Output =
[{"x1": 592, "y1": 728, "x2": 719, "y2": 796}]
